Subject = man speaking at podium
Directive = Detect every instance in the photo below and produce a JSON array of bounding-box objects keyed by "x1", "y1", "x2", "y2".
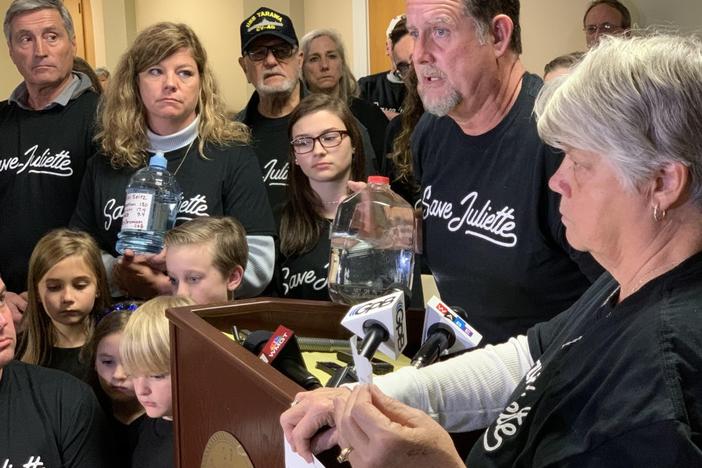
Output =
[{"x1": 405, "y1": 0, "x2": 600, "y2": 346}]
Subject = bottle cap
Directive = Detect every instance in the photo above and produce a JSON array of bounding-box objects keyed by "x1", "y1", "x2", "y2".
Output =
[
  {"x1": 367, "y1": 175, "x2": 390, "y2": 185},
  {"x1": 149, "y1": 151, "x2": 168, "y2": 169}
]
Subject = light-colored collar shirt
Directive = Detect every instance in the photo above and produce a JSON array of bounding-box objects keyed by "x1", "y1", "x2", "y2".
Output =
[{"x1": 8, "y1": 72, "x2": 87, "y2": 110}]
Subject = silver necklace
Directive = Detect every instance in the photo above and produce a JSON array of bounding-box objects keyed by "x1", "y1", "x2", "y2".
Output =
[{"x1": 171, "y1": 139, "x2": 195, "y2": 176}]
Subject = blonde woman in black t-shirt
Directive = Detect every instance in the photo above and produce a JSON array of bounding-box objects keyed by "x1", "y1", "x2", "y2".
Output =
[{"x1": 71, "y1": 22, "x2": 276, "y2": 300}]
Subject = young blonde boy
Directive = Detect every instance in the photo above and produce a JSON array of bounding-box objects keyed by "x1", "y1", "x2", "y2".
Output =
[{"x1": 120, "y1": 295, "x2": 195, "y2": 467}]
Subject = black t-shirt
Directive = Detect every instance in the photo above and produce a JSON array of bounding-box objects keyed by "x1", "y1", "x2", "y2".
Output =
[
  {"x1": 467, "y1": 252, "x2": 702, "y2": 467},
  {"x1": 70, "y1": 140, "x2": 275, "y2": 256},
  {"x1": 132, "y1": 417, "x2": 173, "y2": 468},
  {"x1": 0, "y1": 91, "x2": 99, "y2": 292},
  {"x1": 412, "y1": 73, "x2": 602, "y2": 345},
  {"x1": 0, "y1": 360, "x2": 112, "y2": 467},
  {"x1": 349, "y1": 96, "x2": 389, "y2": 173},
  {"x1": 358, "y1": 72, "x2": 406, "y2": 115},
  {"x1": 245, "y1": 108, "x2": 292, "y2": 212},
  {"x1": 46, "y1": 345, "x2": 91, "y2": 382},
  {"x1": 277, "y1": 219, "x2": 332, "y2": 301}
]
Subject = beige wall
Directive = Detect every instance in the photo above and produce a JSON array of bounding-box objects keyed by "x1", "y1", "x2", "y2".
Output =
[
  {"x1": 95, "y1": 0, "x2": 133, "y2": 71},
  {"x1": 303, "y1": 0, "x2": 356, "y2": 66},
  {"x1": 521, "y1": 0, "x2": 591, "y2": 76}
]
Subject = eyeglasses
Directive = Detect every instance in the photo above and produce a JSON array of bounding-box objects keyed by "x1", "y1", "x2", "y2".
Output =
[
  {"x1": 584, "y1": 22, "x2": 622, "y2": 35},
  {"x1": 245, "y1": 44, "x2": 296, "y2": 62},
  {"x1": 291, "y1": 130, "x2": 349, "y2": 154}
]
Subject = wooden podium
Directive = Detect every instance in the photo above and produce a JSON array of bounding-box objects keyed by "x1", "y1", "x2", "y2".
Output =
[{"x1": 167, "y1": 297, "x2": 425, "y2": 468}]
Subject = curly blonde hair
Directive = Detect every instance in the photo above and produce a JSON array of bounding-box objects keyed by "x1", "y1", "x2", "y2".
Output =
[{"x1": 97, "y1": 22, "x2": 250, "y2": 169}]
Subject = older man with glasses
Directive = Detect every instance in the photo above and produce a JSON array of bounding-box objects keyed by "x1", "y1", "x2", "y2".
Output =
[
  {"x1": 237, "y1": 6, "x2": 377, "y2": 217},
  {"x1": 236, "y1": 7, "x2": 305, "y2": 213},
  {"x1": 583, "y1": 0, "x2": 631, "y2": 48}
]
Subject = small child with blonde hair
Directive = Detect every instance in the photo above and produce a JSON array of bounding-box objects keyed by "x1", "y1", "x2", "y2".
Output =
[{"x1": 120, "y1": 295, "x2": 194, "y2": 468}]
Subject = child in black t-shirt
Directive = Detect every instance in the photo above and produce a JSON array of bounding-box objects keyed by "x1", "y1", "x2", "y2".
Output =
[
  {"x1": 17, "y1": 228, "x2": 111, "y2": 381},
  {"x1": 164, "y1": 216, "x2": 248, "y2": 305},
  {"x1": 121, "y1": 295, "x2": 195, "y2": 468}
]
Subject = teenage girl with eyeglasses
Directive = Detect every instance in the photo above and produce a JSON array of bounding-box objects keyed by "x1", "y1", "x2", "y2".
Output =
[{"x1": 276, "y1": 94, "x2": 366, "y2": 300}]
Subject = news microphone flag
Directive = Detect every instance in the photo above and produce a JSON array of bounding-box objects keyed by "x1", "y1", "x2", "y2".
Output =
[
  {"x1": 423, "y1": 296, "x2": 482, "y2": 354},
  {"x1": 258, "y1": 324, "x2": 294, "y2": 364},
  {"x1": 341, "y1": 290, "x2": 407, "y2": 360}
]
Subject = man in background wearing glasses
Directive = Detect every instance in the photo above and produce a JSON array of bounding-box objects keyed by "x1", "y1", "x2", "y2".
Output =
[
  {"x1": 583, "y1": 0, "x2": 631, "y2": 48},
  {"x1": 236, "y1": 6, "x2": 305, "y2": 212},
  {"x1": 358, "y1": 15, "x2": 413, "y2": 120}
]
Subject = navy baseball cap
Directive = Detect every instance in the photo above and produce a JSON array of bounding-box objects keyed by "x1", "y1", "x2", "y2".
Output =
[{"x1": 240, "y1": 7, "x2": 298, "y2": 54}]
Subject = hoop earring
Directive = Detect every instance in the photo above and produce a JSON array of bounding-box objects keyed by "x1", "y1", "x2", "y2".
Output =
[{"x1": 653, "y1": 205, "x2": 667, "y2": 222}]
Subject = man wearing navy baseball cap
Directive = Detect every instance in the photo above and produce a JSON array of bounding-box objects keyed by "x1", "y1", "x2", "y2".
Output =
[
  {"x1": 236, "y1": 6, "x2": 304, "y2": 213},
  {"x1": 236, "y1": 6, "x2": 378, "y2": 222}
]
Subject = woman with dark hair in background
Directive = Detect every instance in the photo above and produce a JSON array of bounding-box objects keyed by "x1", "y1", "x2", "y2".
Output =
[
  {"x1": 384, "y1": 66, "x2": 423, "y2": 205},
  {"x1": 277, "y1": 94, "x2": 365, "y2": 300}
]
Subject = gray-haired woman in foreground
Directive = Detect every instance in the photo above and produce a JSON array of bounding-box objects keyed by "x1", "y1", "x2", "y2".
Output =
[{"x1": 281, "y1": 33, "x2": 702, "y2": 467}]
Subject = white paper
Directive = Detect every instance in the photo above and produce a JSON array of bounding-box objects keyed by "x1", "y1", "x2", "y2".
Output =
[
  {"x1": 284, "y1": 438, "x2": 326, "y2": 467},
  {"x1": 122, "y1": 191, "x2": 153, "y2": 230}
]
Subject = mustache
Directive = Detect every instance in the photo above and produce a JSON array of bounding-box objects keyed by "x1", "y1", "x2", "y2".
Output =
[
  {"x1": 417, "y1": 65, "x2": 447, "y2": 79},
  {"x1": 263, "y1": 69, "x2": 285, "y2": 79}
]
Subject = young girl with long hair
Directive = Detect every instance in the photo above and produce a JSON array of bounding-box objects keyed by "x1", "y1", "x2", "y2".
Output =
[
  {"x1": 277, "y1": 94, "x2": 365, "y2": 300},
  {"x1": 18, "y1": 228, "x2": 110, "y2": 380}
]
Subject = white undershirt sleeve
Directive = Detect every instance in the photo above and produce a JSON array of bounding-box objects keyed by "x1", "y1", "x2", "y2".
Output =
[
  {"x1": 374, "y1": 334, "x2": 534, "y2": 432},
  {"x1": 237, "y1": 235, "x2": 275, "y2": 298},
  {"x1": 102, "y1": 251, "x2": 124, "y2": 298}
]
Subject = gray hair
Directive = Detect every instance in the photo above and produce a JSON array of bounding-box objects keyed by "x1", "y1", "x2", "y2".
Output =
[
  {"x1": 4, "y1": 0, "x2": 74, "y2": 42},
  {"x1": 535, "y1": 33, "x2": 702, "y2": 206},
  {"x1": 94, "y1": 67, "x2": 110, "y2": 79},
  {"x1": 300, "y1": 28, "x2": 359, "y2": 104}
]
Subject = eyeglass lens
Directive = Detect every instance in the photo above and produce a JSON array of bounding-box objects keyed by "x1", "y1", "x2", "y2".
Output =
[
  {"x1": 247, "y1": 44, "x2": 294, "y2": 61},
  {"x1": 292, "y1": 131, "x2": 346, "y2": 154},
  {"x1": 585, "y1": 23, "x2": 620, "y2": 34}
]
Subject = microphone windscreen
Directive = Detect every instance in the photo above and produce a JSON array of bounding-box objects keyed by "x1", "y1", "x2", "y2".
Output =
[
  {"x1": 242, "y1": 330, "x2": 273, "y2": 354},
  {"x1": 242, "y1": 330, "x2": 322, "y2": 390}
]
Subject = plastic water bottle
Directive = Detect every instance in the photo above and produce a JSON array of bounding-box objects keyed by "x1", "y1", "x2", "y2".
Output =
[
  {"x1": 115, "y1": 152, "x2": 182, "y2": 255},
  {"x1": 327, "y1": 175, "x2": 416, "y2": 305}
]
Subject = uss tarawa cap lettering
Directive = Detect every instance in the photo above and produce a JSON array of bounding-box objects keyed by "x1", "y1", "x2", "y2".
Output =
[{"x1": 240, "y1": 6, "x2": 298, "y2": 54}]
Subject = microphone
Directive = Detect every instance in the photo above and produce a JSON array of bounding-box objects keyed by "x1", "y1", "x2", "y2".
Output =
[
  {"x1": 242, "y1": 326, "x2": 322, "y2": 390},
  {"x1": 340, "y1": 289, "x2": 407, "y2": 361},
  {"x1": 411, "y1": 296, "x2": 482, "y2": 368}
]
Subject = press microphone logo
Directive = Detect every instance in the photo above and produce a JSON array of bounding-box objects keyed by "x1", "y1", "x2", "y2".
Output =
[
  {"x1": 435, "y1": 302, "x2": 474, "y2": 337},
  {"x1": 395, "y1": 301, "x2": 406, "y2": 350},
  {"x1": 342, "y1": 290, "x2": 407, "y2": 360},
  {"x1": 258, "y1": 325, "x2": 294, "y2": 364},
  {"x1": 351, "y1": 295, "x2": 396, "y2": 316}
]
